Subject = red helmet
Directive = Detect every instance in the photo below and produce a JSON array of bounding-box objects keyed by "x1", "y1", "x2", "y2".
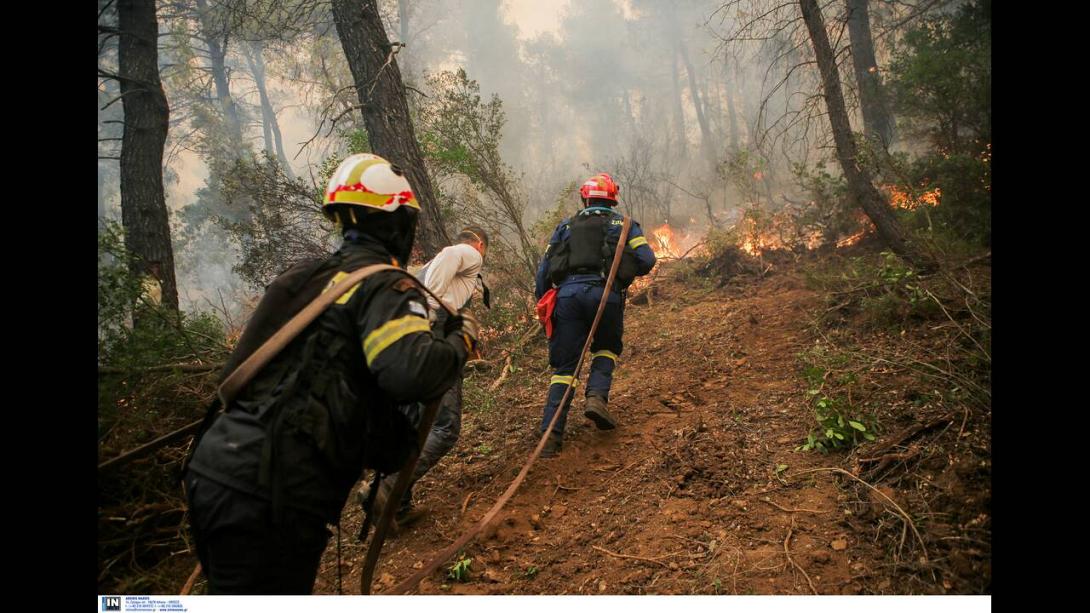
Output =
[{"x1": 579, "y1": 172, "x2": 620, "y2": 204}]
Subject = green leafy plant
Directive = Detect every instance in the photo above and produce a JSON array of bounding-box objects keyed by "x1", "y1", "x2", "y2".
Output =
[
  {"x1": 448, "y1": 555, "x2": 472, "y2": 582},
  {"x1": 797, "y1": 361, "x2": 875, "y2": 453},
  {"x1": 475, "y1": 444, "x2": 493, "y2": 456},
  {"x1": 524, "y1": 565, "x2": 539, "y2": 579}
]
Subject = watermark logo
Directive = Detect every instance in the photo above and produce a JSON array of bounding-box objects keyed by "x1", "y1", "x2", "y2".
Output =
[{"x1": 102, "y1": 596, "x2": 121, "y2": 611}]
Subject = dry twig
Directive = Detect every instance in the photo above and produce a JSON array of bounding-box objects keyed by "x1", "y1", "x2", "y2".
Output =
[
  {"x1": 592, "y1": 545, "x2": 681, "y2": 568},
  {"x1": 793, "y1": 467, "x2": 932, "y2": 574},
  {"x1": 783, "y1": 521, "x2": 817, "y2": 594},
  {"x1": 179, "y1": 563, "x2": 202, "y2": 595}
]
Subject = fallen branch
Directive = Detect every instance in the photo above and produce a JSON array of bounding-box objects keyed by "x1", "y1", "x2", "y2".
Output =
[
  {"x1": 860, "y1": 414, "x2": 953, "y2": 460},
  {"x1": 856, "y1": 447, "x2": 921, "y2": 477},
  {"x1": 464, "y1": 359, "x2": 493, "y2": 370},
  {"x1": 98, "y1": 418, "x2": 205, "y2": 473},
  {"x1": 552, "y1": 477, "x2": 582, "y2": 498},
  {"x1": 488, "y1": 355, "x2": 513, "y2": 391},
  {"x1": 923, "y1": 288, "x2": 991, "y2": 361},
  {"x1": 783, "y1": 521, "x2": 817, "y2": 594},
  {"x1": 460, "y1": 491, "x2": 476, "y2": 516},
  {"x1": 98, "y1": 362, "x2": 223, "y2": 375}
]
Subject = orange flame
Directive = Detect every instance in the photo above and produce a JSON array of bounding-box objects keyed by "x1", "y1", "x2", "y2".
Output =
[
  {"x1": 884, "y1": 184, "x2": 942, "y2": 210},
  {"x1": 650, "y1": 223, "x2": 706, "y2": 259}
]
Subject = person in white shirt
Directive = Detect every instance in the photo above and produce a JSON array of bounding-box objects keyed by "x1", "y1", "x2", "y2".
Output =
[
  {"x1": 360, "y1": 226, "x2": 489, "y2": 531},
  {"x1": 420, "y1": 228, "x2": 487, "y2": 314}
]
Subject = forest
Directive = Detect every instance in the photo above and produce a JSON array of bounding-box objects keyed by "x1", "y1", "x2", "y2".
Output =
[{"x1": 98, "y1": 0, "x2": 990, "y2": 596}]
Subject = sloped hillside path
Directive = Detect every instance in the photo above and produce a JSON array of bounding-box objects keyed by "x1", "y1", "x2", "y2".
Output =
[{"x1": 317, "y1": 263, "x2": 882, "y2": 595}]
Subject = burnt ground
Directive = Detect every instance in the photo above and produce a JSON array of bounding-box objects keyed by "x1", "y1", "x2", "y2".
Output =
[{"x1": 298, "y1": 251, "x2": 991, "y2": 596}]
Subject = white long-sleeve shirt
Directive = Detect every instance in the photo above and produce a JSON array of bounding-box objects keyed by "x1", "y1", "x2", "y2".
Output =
[{"x1": 422, "y1": 243, "x2": 483, "y2": 313}]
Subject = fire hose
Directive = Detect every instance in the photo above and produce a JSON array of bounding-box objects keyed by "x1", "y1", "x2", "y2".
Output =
[{"x1": 375, "y1": 215, "x2": 632, "y2": 595}]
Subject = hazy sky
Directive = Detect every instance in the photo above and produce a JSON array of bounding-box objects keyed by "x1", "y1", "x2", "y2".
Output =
[{"x1": 502, "y1": 0, "x2": 569, "y2": 39}]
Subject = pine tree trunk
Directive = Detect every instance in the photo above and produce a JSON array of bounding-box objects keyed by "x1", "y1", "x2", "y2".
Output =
[
  {"x1": 245, "y1": 41, "x2": 293, "y2": 178},
  {"x1": 799, "y1": 0, "x2": 935, "y2": 272},
  {"x1": 117, "y1": 0, "x2": 179, "y2": 312},
  {"x1": 677, "y1": 39, "x2": 716, "y2": 168},
  {"x1": 670, "y1": 48, "x2": 688, "y2": 162},
  {"x1": 330, "y1": 0, "x2": 450, "y2": 258},
  {"x1": 846, "y1": 0, "x2": 895, "y2": 149},
  {"x1": 195, "y1": 0, "x2": 244, "y2": 152},
  {"x1": 723, "y1": 63, "x2": 740, "y2": 153}
]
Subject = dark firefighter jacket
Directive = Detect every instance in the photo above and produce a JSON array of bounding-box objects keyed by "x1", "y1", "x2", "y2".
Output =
[
  {"x1": 535, "y1": 207, "x2": 657, "y2": 300},
  {"x1": 187, "y1": 234, "x2": 468, "y2": 524}
]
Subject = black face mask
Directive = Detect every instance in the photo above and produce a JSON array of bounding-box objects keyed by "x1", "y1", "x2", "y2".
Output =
[
  {"x1": 340, "y1": 206, "x2": 418, "y2": 265},
  {"x1": 385, "y1": 207, "x2": 418, "y2": 265}
]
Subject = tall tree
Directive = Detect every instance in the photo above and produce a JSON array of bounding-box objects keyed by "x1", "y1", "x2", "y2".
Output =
[
  {"x1": 669, "y1": 49, "x2": 689, "y2": 162},
  {"x1": 243, "y1": 40, "x2": 293, "y2": 177},
  {"x1": 330, "y1": 0, "x2": 450, "y2": 258},
  {"x1": 846, "y1": 0, "x2": 895, "y2": 149},
  {"x1": 115, "y1": 0, "x2": 180, "y2": 311},
  {"x1": 676, "y1": 38, "x2": 716, "y2": 168},
  {"x1": 798, "y1": 0, "x2": 935, "y2": 272},
  {"x1": 194, "y1": 0, "x2": 246, "y2": 155}
]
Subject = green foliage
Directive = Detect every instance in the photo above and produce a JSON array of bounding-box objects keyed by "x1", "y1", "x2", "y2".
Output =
[
  {"x1": 98, "y1": 222, "x2": 146, "y2": 349},
  {"x1": 905, "y1": 150, "x2": 991, "y2": 248},
  {"x1": 99, "y1": 222, "x2": 229, "y2": 367},
  {"x1": 523, "y1": 565, "x2": 539, "y2": 579},
  {"x1": 886, "y1": 1, "x2": 990, "y2": 156},
  {"x1": 345, "y1": 128, "x2": 371, "y2": 155},
  {"x1": 720, "y1": 149, "x2": 769, "y2": 204},
  {"x1": 797, "y1": 354, "x2": 875, "y2": 453},
  {"x1": 791, "y1": 162, "x2": 858, "y2": 246},
  {"x1": 420, "y1": 69, "x2": 509, "y2": 189},
  {"x1": 217, "y1": 154, "x2": 337, "y2": 288},
  {"x1": 531, "y1": 181, "x2": 578, "y2": 245},
  {"x1": 475, "y1": 444, "x2": 493, "y2": 456},
  {"x1": 448, "y1": 554, "x2": 472, "y2": 582},
  {"x1": 806, "y1": 251, "x2": 940, "y2": 330},
  {"x1": 419, "y1": 68, "x2": 539, "y2": 284}
]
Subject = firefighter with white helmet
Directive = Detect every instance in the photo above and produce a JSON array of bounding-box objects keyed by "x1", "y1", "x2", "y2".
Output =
[{"x1": 184, "y1": 153, "x2": 478, "y2": 593}]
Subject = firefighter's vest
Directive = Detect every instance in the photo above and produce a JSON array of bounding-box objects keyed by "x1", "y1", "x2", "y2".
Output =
[{"x1": 547, "y1": 210, "x2": 639, "y2": 289}]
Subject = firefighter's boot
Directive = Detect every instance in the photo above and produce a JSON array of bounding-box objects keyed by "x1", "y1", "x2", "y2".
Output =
[
  {"x1": 584, "y1": 393, "x2": 616, "y2": 430},
  {"x1": 540, "y1": 430, "x2": 564, "y2": 458}
]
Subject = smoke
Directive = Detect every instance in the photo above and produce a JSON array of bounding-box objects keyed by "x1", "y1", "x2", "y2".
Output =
[{"x1": 101, "y1": 0, "x2": 907, "y2": 320}]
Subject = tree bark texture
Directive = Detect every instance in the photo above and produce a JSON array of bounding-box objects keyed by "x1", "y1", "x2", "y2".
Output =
[
  {"x1": 798, "y1": 0, "x2": 935, "y2": 271},
  {"x1": 331, "y1": 0, "x2": 450, "y2": 259},
  {"x1": 846, "y1": 0, "x2": 895, "y2": 149},
  {"x1": 117, "y1": 0, "x2": 179, "y2": 311}
]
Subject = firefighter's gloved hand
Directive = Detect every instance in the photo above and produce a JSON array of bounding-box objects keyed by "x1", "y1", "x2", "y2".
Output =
[
  {"x1": 441, "y1": 310, "x2": 480, "y2": 356},
  {"x1": 458, "y1": 309, "x2": 482, "y2": 353}
]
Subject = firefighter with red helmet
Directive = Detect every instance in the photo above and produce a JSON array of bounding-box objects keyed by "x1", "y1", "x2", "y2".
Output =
[{"x1": 534, "y1": 173, "x2": 656, "y2": 457}]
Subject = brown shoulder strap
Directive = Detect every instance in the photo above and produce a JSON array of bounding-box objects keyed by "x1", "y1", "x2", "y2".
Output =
[
  {"x1": 217, "y1": 263, "x2": 402, "y2": 406},
  {"x1": 218, "y1": 253, "x2": 465, "y2": 407}
]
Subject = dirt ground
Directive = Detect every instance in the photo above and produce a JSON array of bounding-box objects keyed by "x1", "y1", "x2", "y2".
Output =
[{"x1": 309, "y1": 254, "x2": 991, "y2": 595}]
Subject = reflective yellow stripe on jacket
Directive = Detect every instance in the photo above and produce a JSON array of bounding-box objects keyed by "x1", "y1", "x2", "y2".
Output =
[
  {"x1": 363, "y1": 315, "x2": 431, "y2": 366},
  {"x1": 628, "y1": 236, "x2": 648, "y2": 249}
]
